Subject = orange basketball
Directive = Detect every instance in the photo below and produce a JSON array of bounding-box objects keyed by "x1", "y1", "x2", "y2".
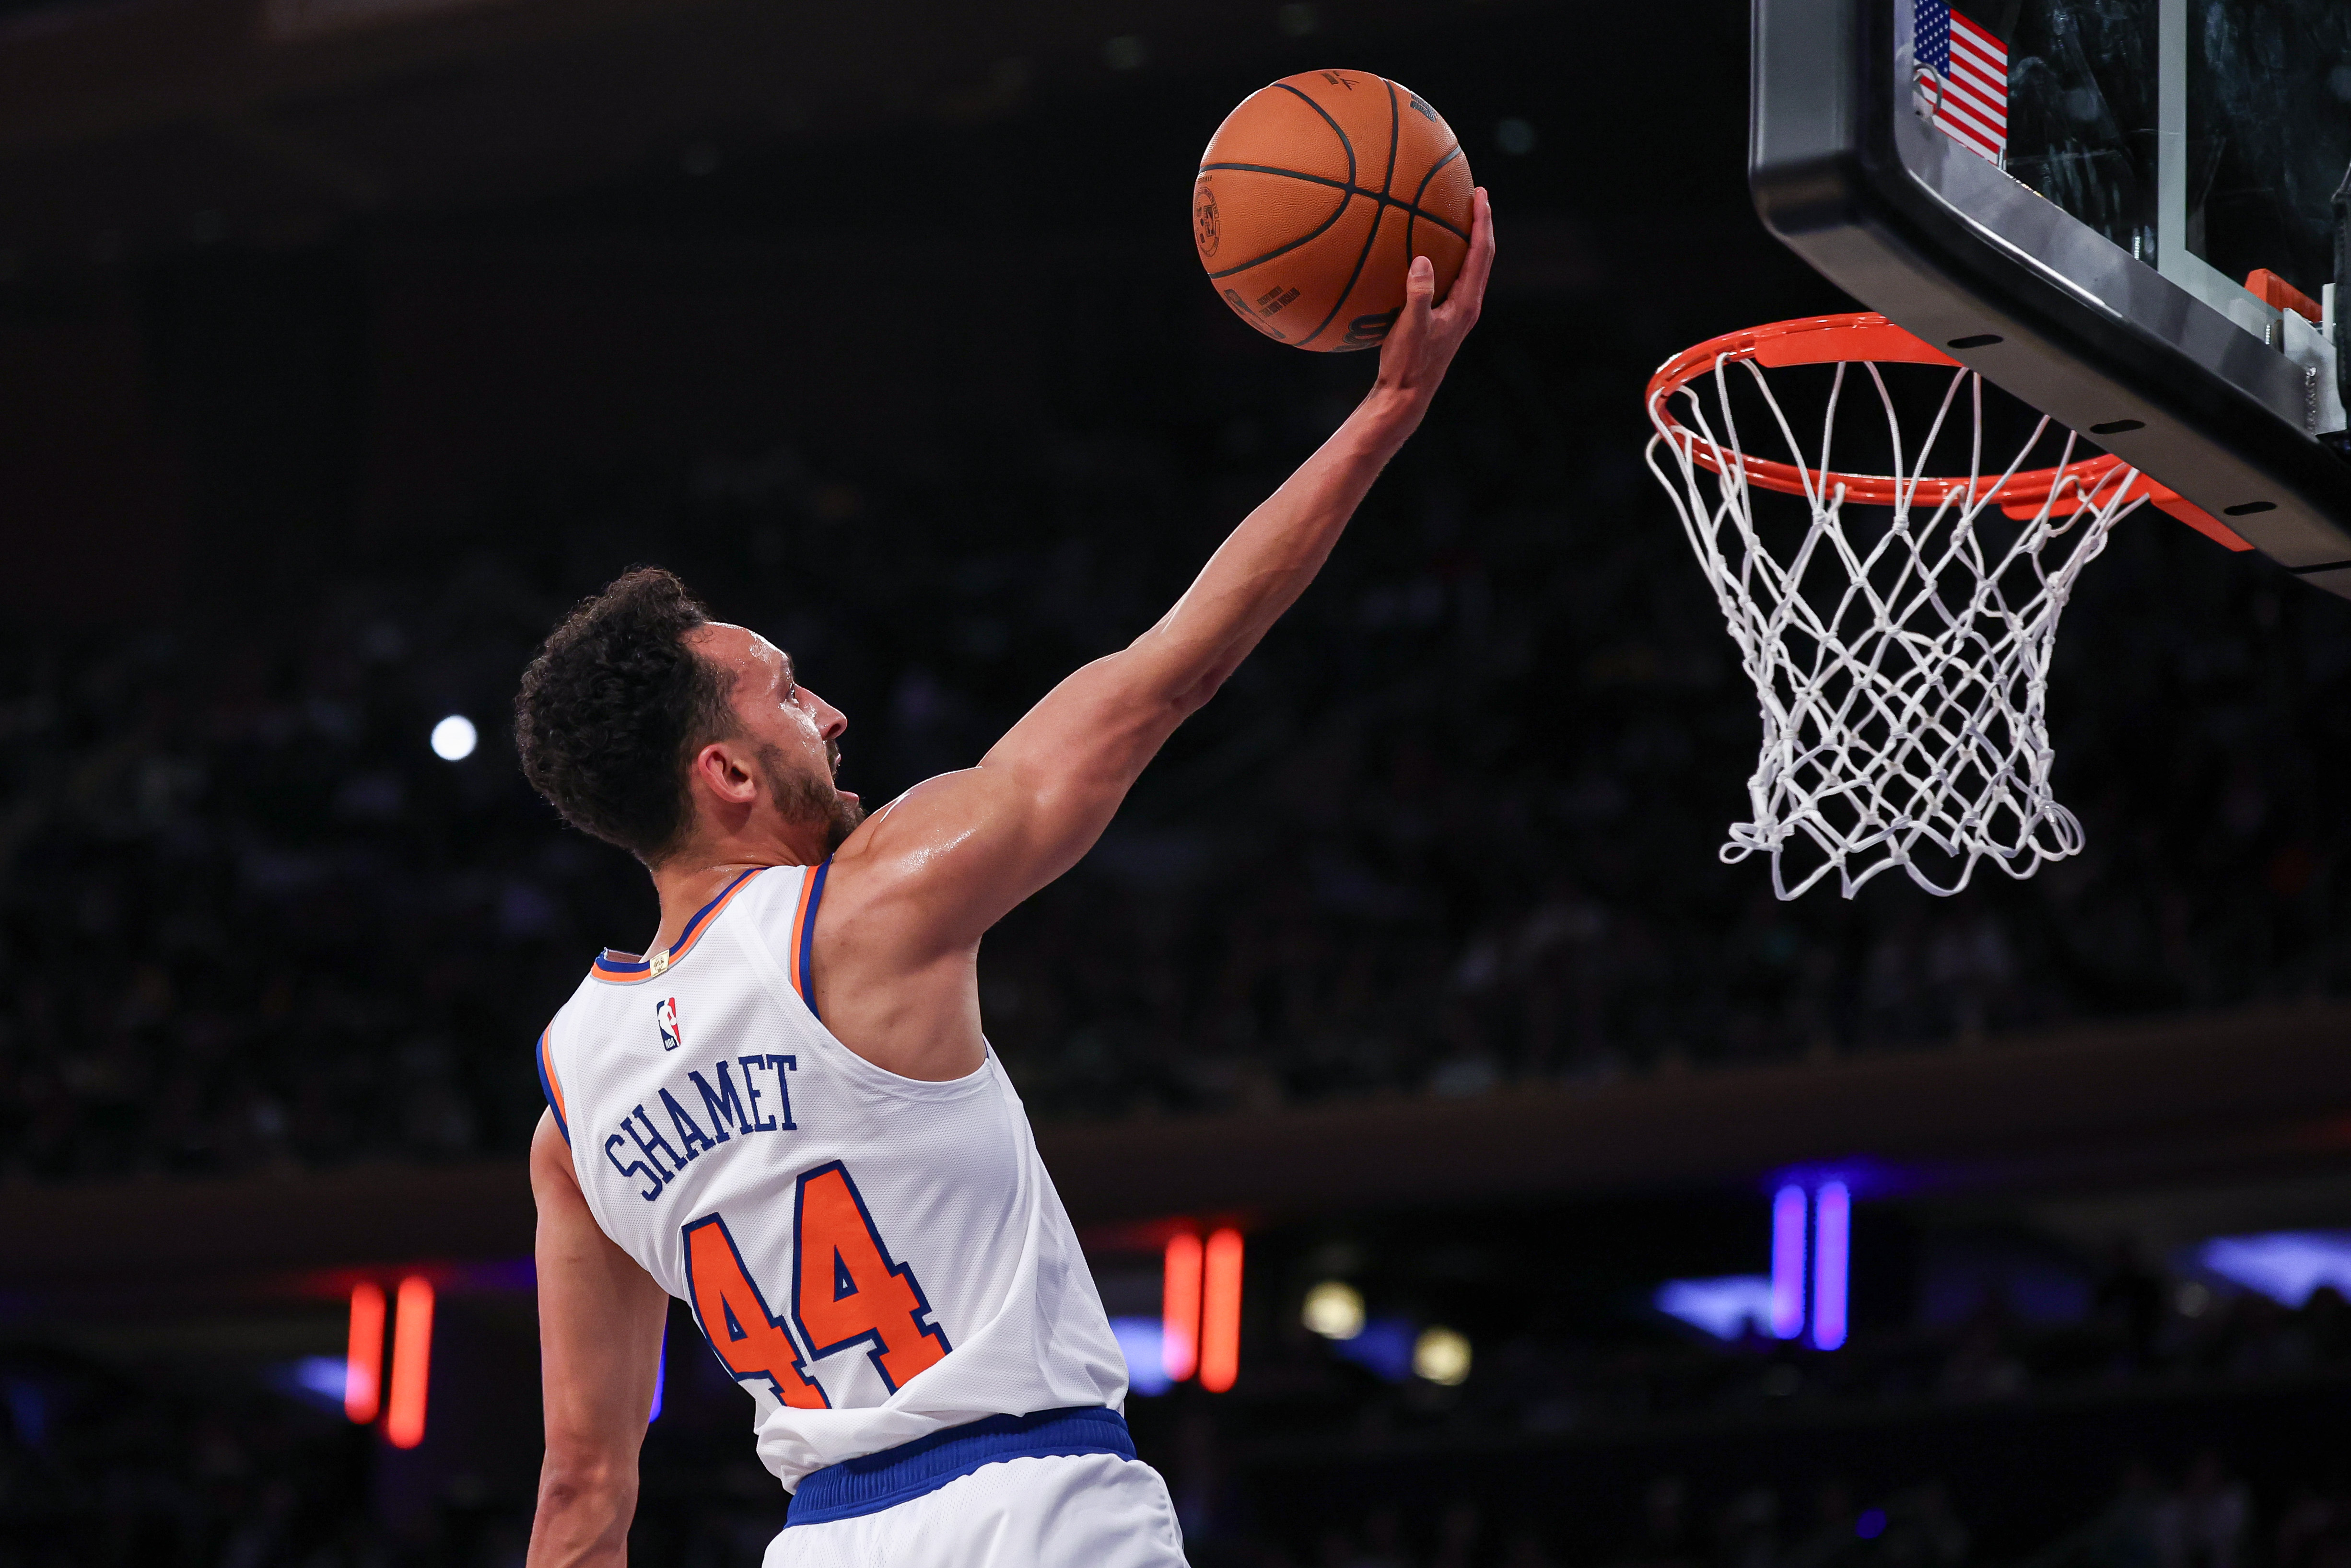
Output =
[{"x1": 1192, "y1": 69, "x2": 1473, "y2": 353}]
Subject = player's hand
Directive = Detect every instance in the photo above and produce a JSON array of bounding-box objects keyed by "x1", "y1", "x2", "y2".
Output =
[{"x1": 1371, "y1": 186, "x2": 1493, "y2": 409}]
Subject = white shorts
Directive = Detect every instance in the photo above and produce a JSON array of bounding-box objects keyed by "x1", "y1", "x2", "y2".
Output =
[{"x1": 764, "y1": 1452, "x2": 1188, "y2": 1568}]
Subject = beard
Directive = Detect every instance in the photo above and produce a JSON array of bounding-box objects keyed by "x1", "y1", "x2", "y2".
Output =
[{"x1": 759, "y1": 742, "x2": 864, "y2": 854}]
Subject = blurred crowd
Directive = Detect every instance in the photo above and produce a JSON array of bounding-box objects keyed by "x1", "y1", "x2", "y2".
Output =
[
  {"x1": 1224, "y1": 1444, "x2": 2351, "y2": 1568},
  {"x1": 1265, "y1": 1262, "x2": 2351, "y2": 1457},
  {"x1": 0, "y1": 1350, "x2": 374, "y2": 1568},
  {"x1": 2, "y1": 262, "x2": 2350, "y2": 1179}
]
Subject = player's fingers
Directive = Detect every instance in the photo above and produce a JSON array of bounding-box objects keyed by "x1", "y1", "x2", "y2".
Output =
[
  {"x1": 1451, "y1": 188, "x2": 1496, "y2": 313},
  {"x1": 1404, "y1": 253, "x2": 1436, "y2": 312},
  {"x1": 1384, "y1": 255, "x2": 1434, "y2": 363},
  {"x1": 1376, "y1": 260, "x2": 1433, "y2": 378}
]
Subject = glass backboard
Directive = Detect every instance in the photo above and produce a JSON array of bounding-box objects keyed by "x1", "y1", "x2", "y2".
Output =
[{"x1": 1752, "y1": 0, "x2": 2351, "y2": 596}]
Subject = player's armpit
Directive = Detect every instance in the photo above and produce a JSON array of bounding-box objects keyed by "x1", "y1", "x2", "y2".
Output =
[{"x1": 526, "y1": 1110, "x2": 669, "y2": 1568}]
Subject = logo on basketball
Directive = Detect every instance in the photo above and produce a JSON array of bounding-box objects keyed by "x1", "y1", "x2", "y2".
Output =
[
  {"x1": 1342, "y1": 307, "x2": 1400, "y2": 348},
  {"x1": 1193, "y1": 180, "x2": 1219, "y2": 258},
  {"x1": 1255, "y1": 283, "x2": 1300, "y2": 318},
  {"x1": 1222, "y1": 289, "x2": 1287, "y2": 340},
  {"x1": 655, "y1": 996, "x2": 682, "y2": 1052}
]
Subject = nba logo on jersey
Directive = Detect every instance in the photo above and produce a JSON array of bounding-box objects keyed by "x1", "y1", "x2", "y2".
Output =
[{"x1": 655, "y1": 996, "x2": 682, "y2": 1052}]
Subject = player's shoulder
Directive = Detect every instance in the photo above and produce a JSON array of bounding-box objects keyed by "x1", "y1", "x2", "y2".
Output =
[
  {"x1": 541, "y1": 969, "x2": 600, "y2": 1033},
  {"x1": 533, "y1": 991, "x2": 588, "y2": 1148},
  {"x1": 533, "y1": 951, "x2": 633, "y2": 1080}
]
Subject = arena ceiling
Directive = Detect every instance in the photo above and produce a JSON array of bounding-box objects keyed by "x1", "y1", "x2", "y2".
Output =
[{"x1": 0, "y1": 0, "x2": 1543, "y2": 273}]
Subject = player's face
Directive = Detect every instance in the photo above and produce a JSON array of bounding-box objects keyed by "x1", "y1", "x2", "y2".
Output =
[{"x1": 692, "y1": 624, "x2": 863, "y2": 851}]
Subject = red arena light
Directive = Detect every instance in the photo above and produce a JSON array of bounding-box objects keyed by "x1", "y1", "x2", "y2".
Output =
[
  {"x1": 1161, "y1": 1233, "x2": 1202, "y2": 1382},
  {"x1": 1199, "y1": 1228, "x2": 1244, "y2": 1394},
  {"x1": 345, "y1": 1281, "x2": 386, "y2": 1424},
  {"x1": 385, "y1": 1277, "x2": 435, "y2": 1449}
]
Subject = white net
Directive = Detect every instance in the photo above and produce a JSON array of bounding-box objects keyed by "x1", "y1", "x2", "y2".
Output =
[{"x1": 1645, "y1": 336, "x2": 2152, "y2": 899}]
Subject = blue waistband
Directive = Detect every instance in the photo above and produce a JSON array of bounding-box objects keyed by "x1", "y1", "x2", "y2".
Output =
[{"x1": 786, "y1": 1406, "x2": 1135, "y2": 1527}]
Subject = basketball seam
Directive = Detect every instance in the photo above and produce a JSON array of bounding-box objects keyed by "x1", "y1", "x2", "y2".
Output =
[
  {"x1": 1194, "y1": 163, "x2": 1473, "y2": 245},
  {"x1": 1297, "y1": 76, "x2": 1401, "y2": 350},
  {"x1": 1404, "y1": 144, "x2": 1466, "y2": 267},
  {"x1": 1272, "y1": 82, "x2": 1357, "y2": 190},
  {"x1": 1198, "y1": 81, "x2": 1365, "y2": 286},
  {"x1": 1377, "y1": 78, "x2": 1402, "y2": 199},
  {"x1": 1201, "y1": 188, "x2": 1358, "y2": 281}
]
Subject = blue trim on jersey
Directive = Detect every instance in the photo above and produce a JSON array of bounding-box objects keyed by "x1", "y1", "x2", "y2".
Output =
[
  {"x1": 535, "y1": 1029, "x2": 570, "y2": 1144},
  {"x1": 796, "y1": 856, "x2": 833, "y2": 1023},
  {"x1": 785, "y1": 1406, "x2": 1133, "y2": 1526}
]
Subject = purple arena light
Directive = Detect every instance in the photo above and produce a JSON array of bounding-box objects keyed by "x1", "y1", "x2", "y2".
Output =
[
  {"x1": 2196, "y1": 1232, "x2": 2351, "y2": 1307},
  {"x1": 1771, "y1": 1185, "x2": 1808, "y2": 1339},
  {"x1": 1812, "y1": 1181, "x2": 1849, "y2": 1350},
  {"x1": 1110, "y1": 1317, "x2": 1174, "y2": 1396},
  {"x1": 1656, "y1": 1276, "x2": 1776, "y2": 1341}
]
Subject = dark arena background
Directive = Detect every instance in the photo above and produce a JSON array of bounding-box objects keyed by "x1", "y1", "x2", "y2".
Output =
[{"x1": 2, "y1": 1, "x2": 2350, "y2": 1565}]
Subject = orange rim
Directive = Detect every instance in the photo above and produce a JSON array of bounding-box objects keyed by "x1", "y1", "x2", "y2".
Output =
[{"x1": 1648, "y1": 312, "x2": 2143, "y2": 517}]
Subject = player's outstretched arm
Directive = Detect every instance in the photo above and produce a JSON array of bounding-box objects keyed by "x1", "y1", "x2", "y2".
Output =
[
  {"x1": 525, "y1": 1112, "x2": 670, "y2": 1568},
  {"x1": 841, "y1": 190, "x2": 1494, "y2": 951}
]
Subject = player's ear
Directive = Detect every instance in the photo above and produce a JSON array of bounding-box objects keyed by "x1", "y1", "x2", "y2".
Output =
[{"x1": 689, "y1": 739, "x2": 758, "y2": 804}]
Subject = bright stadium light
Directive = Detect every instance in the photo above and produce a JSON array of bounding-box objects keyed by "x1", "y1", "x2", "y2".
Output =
[
  {"x1": 1413, "y1": 1325, "x2": 1472, "y2": 1386},
  {"x1": 431, "y1": 715, "x2": 478, "y2": 761},
  {"x1": 385, "y1": 1276, "x2": 435, "y2": 1449},
  {"x1": 1656, "y1": 1276, "x2": 1776, "y2": 1341},
  {"x1": 1110, "y1": 1317, "x2": 1173, "y2": 1396},
  {"x1": 1812, "y1": 1182, "x2": 1850, "y2": 1351},
  {"x1": 345, "y1": 1281, "x2": 385, "y2": 1424},
  {"x1": 290, "y1": 1356, "x2": 351, "y2": 1406},
  {"x1": 1301, "y1": 1280, "x2": 1365, "y2": 1341},
  {"x1": 1200, "y1": 1228, "x2": 1244, "y2": 1393},
  {"x1": 1162, "y1": 1234, "x2": 1202, "y2": 1382},
  {"x1": 2198, "y1": 1232, "x2": 2351, "y2": 1307},
  {"x1": 1771, "y1": 1184, "x2": 1808, "y2": 1339}
]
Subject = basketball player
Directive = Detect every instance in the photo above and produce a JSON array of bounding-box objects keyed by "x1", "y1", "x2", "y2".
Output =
[{"x1": 515, "y1": 190, "x2": 1492, "y2": 1568}]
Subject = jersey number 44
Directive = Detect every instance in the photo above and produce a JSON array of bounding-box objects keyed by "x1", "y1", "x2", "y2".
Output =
[{"x1": 681, "y1": 1160, "x2": 953, "y2": 1407}]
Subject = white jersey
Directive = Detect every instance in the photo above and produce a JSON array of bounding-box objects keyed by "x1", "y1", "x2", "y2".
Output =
[{"x1": 535, "y1": 862, "x2": 1129, "y2": 1493}]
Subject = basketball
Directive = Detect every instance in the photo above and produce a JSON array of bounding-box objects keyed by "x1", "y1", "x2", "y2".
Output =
[{"x1": 1193, "y1": 69, "x2": 1474, "y2": 352}]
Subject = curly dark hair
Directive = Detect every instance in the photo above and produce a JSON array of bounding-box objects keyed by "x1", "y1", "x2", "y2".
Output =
[{"x1": 514, "y1": 567, "x2": 739, "y2": 862}]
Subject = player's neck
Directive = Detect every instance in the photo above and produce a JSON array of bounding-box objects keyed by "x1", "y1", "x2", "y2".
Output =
[{"x1": 643, "y1": 826, "x2": 824, "y2": 956}]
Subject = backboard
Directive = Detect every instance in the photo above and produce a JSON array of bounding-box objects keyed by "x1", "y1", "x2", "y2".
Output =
[{"x1": 1752, "y1": 0, "x2": 2351, "y2": 598}]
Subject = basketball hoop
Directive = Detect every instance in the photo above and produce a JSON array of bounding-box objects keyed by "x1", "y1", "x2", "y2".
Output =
[{"x1": 1643, "y1": 312, "x2": 2164, "y2": 899}]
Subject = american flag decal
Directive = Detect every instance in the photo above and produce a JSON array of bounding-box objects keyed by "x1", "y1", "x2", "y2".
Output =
[{"x1": 1915, "y1": 0, "x2": 2008, "y2": 166}]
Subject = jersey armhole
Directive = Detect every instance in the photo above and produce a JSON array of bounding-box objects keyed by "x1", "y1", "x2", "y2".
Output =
[
  {"x1": 791, "y1": 857, "x2": 834, "y2": 1022},
  {"x1": 740, "y1": 859, "x2": 833, "y2": 1029},
  {"x1": 535, "y1": 1026, "x2": 572, "y2": 1144}
]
